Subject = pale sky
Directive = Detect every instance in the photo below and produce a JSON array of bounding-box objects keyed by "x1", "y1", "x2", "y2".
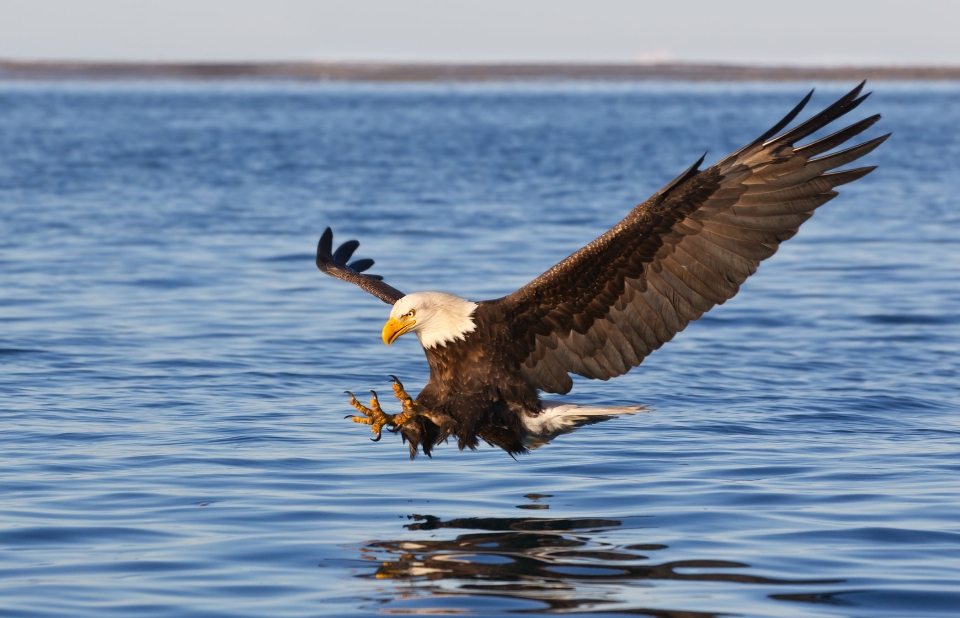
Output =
[{"x1": 1, "y1": 0, "x2": 958, "y2": 66}]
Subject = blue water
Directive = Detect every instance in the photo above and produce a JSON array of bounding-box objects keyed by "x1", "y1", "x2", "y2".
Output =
[{"x1": 1, "y1": 80, "x2": 959, "y2": 617}]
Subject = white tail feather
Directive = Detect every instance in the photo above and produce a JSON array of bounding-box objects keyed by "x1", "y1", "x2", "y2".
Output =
[{"x1": 522, "y1": 401, "x2": 648, "y2": 449}]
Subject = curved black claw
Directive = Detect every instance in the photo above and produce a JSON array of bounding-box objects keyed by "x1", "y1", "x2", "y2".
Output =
[
  {"x1": 344, "y1": 390, "x2": 354, "y2": 398},
  {"x1": 371, "y1": 433, "x2": 382, "y2": 442},
  {"x1": 344, "y1": 414, "x2": 354, "y2": 419},
  {"x1": 388, "y1": 375, "x2": 407, "y2": 393}
]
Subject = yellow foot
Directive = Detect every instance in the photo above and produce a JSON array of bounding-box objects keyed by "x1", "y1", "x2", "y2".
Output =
[
  {"x1": 345, "y1": 389, "x2": 398, "y2": 442},
  {"x1": 345, "y1": 377, "x2": 426, "y2": 442}
]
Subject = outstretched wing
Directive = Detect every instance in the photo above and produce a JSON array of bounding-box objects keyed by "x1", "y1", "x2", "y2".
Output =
[
  {"x1": 316, "y1": 227, "x2": 405, "y2": 305},
  {"x1": 492, "y1": 82, "x2": 888, "y2": 394}
]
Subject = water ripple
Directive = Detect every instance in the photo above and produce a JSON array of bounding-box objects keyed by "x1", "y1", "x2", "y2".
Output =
[{"x1": 1, "y1": 81, "x2": 958, "y2": 617}]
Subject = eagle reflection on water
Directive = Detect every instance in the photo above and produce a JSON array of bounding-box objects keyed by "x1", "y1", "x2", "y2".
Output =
[{"x1": 351, "y1": 514, "x2": 841, "y2": 616}]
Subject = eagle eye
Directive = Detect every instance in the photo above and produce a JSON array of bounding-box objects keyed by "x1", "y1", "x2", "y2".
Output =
[{"x1": 405, "y1": 310, "x2": 416, "y2": 318}]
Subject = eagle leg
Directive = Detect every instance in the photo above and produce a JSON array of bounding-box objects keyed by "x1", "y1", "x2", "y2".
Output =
[{"x1": 388, "y1": 375, "x2": 428, "y2": 427}]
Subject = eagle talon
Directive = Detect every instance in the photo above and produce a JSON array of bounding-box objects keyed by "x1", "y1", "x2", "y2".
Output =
[
  {"x1": 343, "y1": 386, "x2": 414, "y2": 441},
  {"x1": 345, "y1": 390, "x2": 381, "y2": 430},
  {"x1": 342, "y1": 376, "x2": 431, "y2": 443}
]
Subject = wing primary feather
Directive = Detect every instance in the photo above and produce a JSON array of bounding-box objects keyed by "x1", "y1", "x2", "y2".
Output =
[
  {"x1": 697, "y1": 229, "x2": 776, "y2": 261},
  {"x1": 657, "y1": 151, "x2": 707, "y2": 197},
  {"x1": 713, "y1": 211, "x2": 812, "y2": 231},
  {"x1": 742, "y1": 133, "x2": 888, "y2": 193},
  {"x1": 318, "y1": 227, "x2": 334, "y2": 260},
  {"x1": 348, "y1": 258, "x2": 375, "y2": 272},
  {"x1": 821, "y1": 166, "x2": 877, "y2": 187},
  {"x1": 333, "y1": 239, "x2": 360, "y2": 263},
  {"x1": 756, "y1": 89, "x2": 815, "y2": 143},
  {"x1": 795, "y1": 115, "x2": 882, "y2": 158},
  {"x1": 806, "y1": 134, "x2": 890, "y2": 171},
  {"x1": 732, "y1": 193, "x2": 836, "y2": 217},
  {"x1": 740, "y1": 175, "x2": 849, "y2": 205},
  {"x1": 727, "y1": 89, "x2": 814, "y2": 159},
  {"x1": 765, "y1": 82, "x2": 868, "y2": 148}
]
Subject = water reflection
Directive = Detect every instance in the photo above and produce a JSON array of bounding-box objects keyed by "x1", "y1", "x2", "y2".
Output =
[{"x1": 355, "y1": 514, "x2": 839, "y2": 615}]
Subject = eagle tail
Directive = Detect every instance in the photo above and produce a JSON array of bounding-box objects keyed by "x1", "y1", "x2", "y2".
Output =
[{"x1": 522, "y1": 401, "x2": 648, "y2": 449}]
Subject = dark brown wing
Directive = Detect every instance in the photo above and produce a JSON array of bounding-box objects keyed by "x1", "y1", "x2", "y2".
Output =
[
  {"x1": 316, "y1": 227, "x2": 405, "y2": 305},
  {"x1": 491, "y1": 82, "x2": 888, "y2": 394}
]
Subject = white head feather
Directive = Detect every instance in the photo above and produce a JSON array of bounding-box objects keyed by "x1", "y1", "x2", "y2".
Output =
[{"x1": 389, "y1": 292, "x2": 478, "y2": 349}]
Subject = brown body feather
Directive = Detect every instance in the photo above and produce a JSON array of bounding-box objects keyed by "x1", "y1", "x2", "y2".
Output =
[{"x1": 404, "y1": 302, "x2": 536, "y2": 457}]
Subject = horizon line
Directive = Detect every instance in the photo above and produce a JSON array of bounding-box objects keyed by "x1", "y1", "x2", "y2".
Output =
[{"x1": 3, "y1": 59, "x2": 960, "y2": 82}]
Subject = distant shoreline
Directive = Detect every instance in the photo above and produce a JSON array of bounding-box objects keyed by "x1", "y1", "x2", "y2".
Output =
[{"x1": 2, "y1": 60, "x2": 960, "y2": 82}]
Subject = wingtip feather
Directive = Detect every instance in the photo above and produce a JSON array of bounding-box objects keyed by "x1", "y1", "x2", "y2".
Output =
[
  {"x1": 794, "y1": 114, "x2": 884, "y2": 158},
  {"x1": 318, "y1": 227, "x2": 333, "y2": 259},
  {"x1": 348, "y1": 258, "x2": 376, "y2": 273},
  {"x1": 333, "y1": 239, "x2": 360, "y2": 263},
  {"x1": 765, "y1": 82, "x2": 872, "y2": 149},
  {"x1": 658, "y1": 151, "x2": 707, "y2": 197},
  {"x1": 759, "y1": 88, "x2": 814, "y2": 143}
]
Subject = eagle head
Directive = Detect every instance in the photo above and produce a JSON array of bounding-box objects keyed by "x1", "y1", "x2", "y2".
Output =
[{"x1": 382, "y1": 292, "x2": 478, "y2": 349}]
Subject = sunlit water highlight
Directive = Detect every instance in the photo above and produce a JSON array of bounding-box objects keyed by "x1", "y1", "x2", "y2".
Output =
[{"x1": 1, "y1": 81, "x2": 959, "y2": 617}]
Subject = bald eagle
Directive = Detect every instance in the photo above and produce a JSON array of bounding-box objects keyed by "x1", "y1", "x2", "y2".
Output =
[{"x1": 316, "y1": 83, "x2": 886, "y2": 458}]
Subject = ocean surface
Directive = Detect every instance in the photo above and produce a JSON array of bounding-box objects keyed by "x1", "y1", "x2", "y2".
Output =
[{"x1": 1, "y1": 80, "x2": 958, "y2": 617}]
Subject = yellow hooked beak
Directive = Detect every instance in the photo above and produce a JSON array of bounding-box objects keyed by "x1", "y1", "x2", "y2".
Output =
[{"x1": 382, "y1": 316, "x2": 416, "y2": 345}]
